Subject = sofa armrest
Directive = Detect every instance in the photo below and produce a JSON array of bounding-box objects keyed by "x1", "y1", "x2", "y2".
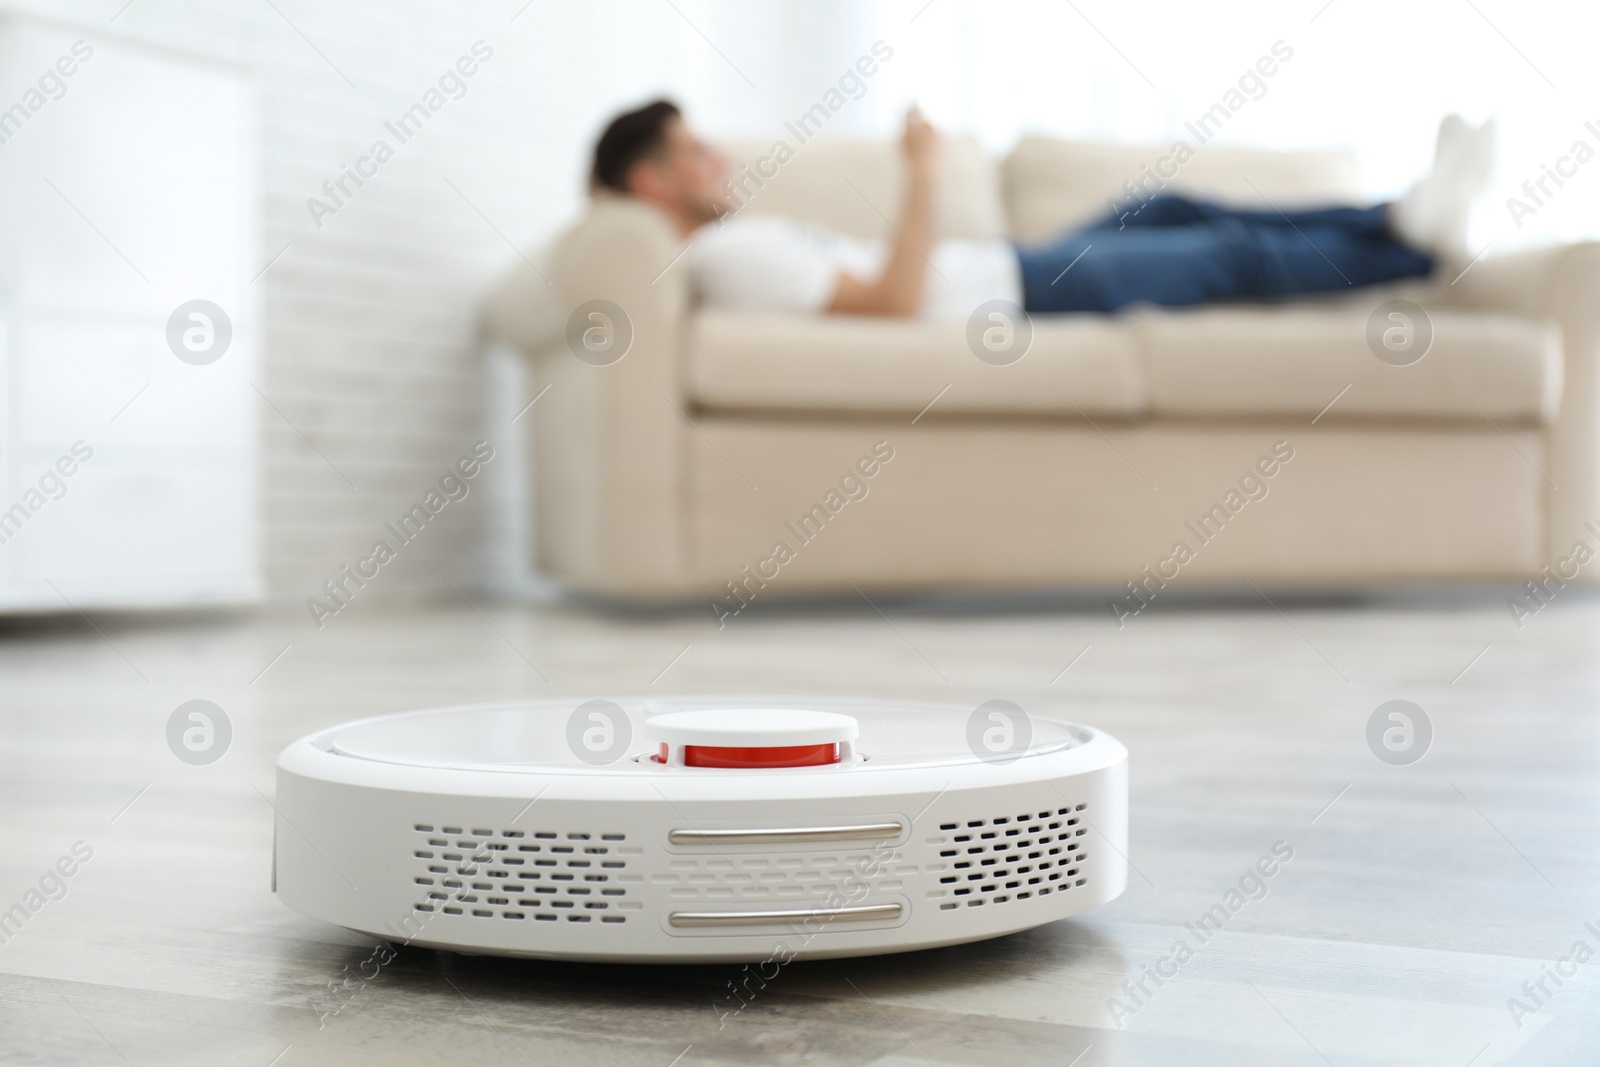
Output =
[
  {"x1": 1449, "y1": 242, "x2": 1600, "y2": 576},
  {"x1": 496, "y1": 198, "x2": 692, "y2": 594}
]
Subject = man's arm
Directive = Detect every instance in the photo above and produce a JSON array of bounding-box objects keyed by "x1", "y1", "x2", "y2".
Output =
[{"x1": 828, "y1": 108, "x2": 940, "y2": 317}]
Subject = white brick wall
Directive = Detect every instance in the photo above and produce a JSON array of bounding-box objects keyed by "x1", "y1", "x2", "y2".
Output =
[{"x1": 0, "y1": 0, "x2": 886, "y2": 608}]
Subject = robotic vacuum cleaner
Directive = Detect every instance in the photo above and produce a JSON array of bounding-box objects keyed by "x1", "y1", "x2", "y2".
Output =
[{"x1": 273, "y1": 696, "x2": 1128, "y2": 963}]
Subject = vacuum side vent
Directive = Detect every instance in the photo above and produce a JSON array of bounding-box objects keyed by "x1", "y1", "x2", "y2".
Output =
[
  {"x1": 408, "y1": 824, "x2": 639, "y2": 925},
  {"x1": 927, "y1": 803, "x2": 1090, "y2": 911},
  {"x1": 651, "y1": 846, "x2": 911, "y2": 903}
]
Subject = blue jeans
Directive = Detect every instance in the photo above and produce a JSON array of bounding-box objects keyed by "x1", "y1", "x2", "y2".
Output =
[{"x1": 1014, "y1": 194, "x2": 1433, "y2": 314}]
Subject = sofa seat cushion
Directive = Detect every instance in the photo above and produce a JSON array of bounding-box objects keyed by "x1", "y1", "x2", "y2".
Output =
[
  {"x1": 1136, "y1": 304, "x2": 1562, "y2": 424},
  {"x1": 686, "y1": 308, "x2": 1146, "y2": 417}
]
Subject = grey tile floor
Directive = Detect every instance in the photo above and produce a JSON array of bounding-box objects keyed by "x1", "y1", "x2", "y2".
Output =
[{"x1": 2, "y1": 588, "x2": 1596, "y2": 1065}]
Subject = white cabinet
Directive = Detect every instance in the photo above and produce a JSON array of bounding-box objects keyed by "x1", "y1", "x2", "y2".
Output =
[{"x1": 0, "y1": 15, "x2": 259, "y2": 611}]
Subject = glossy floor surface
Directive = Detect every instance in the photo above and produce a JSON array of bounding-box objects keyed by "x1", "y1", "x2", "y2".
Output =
[{"x1": 2, "y1": 588, "x2": 1597, "y2": 1065}]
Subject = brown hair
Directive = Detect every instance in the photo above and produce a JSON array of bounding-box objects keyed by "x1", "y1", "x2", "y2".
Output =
[{"x1": 590, "y1": 99, "x2": 681, "y2": 194}]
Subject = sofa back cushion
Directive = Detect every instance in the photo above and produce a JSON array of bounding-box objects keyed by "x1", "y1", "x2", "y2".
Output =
[
  {"x1": 719, "y1": 136, "x2": 1005, "y2": 241},
  {"x1": 1003, "y1": 137, "x2": 1361, "y2": 242}
]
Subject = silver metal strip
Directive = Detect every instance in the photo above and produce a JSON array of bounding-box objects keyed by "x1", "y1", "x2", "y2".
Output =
[
  {"x1": 668, "y1": 822, "x2": 903, "y2": 846},
  {"x1": 669, "y1": 903, "x2": 904, "y2": 928}
]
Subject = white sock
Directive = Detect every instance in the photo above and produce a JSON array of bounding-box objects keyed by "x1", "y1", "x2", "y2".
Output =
[{"x1": 1391, "y1": 114, "x2": 1495, "y2": 259}]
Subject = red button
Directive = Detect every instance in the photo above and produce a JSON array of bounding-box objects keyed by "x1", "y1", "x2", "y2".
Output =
[{"x1": 656, "y1": 742, "x2": 840, "y2": 768}]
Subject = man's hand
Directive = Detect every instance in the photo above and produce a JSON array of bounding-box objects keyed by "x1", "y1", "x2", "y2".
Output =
[
  {"x1": 901, "y1": 105, "x2": 941, "y2": 181},
  {"x1": 828, "y1": 105, "x2": 941, "y2": 317}
]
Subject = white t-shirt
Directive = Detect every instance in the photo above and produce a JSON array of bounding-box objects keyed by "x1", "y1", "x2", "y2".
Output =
[{"x1": 686, "y1": 215, "x2": 1021, "y2": 319}]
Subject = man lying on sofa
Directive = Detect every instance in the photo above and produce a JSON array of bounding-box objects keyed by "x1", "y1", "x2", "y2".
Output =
[{"x1": 589, "y1": 99, "x2": 1493, "y2": 318}]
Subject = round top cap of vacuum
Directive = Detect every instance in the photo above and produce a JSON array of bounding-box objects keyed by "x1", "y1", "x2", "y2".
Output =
[
  {"x1": 644, "y1": 708, "x2": 858, "y2": 748},
  {"x1": 643, "y1": 708, "x2": 860, "y2": 769}
]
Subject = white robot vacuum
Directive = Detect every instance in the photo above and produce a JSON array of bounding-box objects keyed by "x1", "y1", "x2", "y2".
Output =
[{"x1": 273, "y1": 696, "x2": 1128, "y2": 963}]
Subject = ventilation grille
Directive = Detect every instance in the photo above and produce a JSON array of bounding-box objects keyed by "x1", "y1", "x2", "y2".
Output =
[
  {"x1": 927, "y1": 804, "x2": 1090, "y2": 911},
  {"x1": 409, "y1": 824, "x2": 642, "y2": 924},
  {"x1": 652, "y1": 850, "x2": 915, "y2": 903}
]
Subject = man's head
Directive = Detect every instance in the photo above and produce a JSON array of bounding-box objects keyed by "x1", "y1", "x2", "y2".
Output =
[{"x1": 590, "y1": 99, "x2": 730, "y2": 234}]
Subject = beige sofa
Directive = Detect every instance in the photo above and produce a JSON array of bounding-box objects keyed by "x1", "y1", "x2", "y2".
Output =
[{"x1": 487, "y1": 136, "x2": 1600, "y2": 609}]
